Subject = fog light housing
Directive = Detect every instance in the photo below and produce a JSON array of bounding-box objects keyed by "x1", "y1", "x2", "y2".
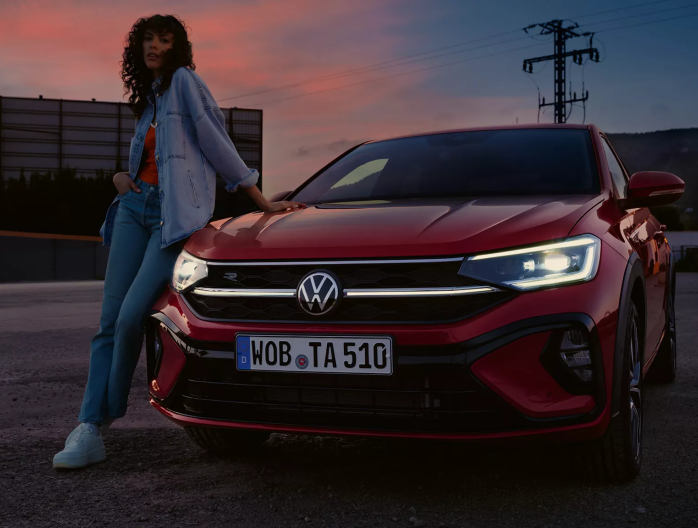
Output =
[
  {"x1": 540, "y1": 324, "x2": 599, "y2": 395},
  {"x1": 559, "y1": 329, "x2": 594, "y2": 382},
  {"x1": 145, "y1": 319, "x2": 186, "y2": 401}
]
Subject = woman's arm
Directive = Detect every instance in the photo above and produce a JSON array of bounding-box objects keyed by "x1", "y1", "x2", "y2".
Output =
[
  {"x1": 242, "y1": 184, "x2": 305, "y2": 213},
  {"x1": 175, "y1": 69, "x2": 305, "y2": 212},
  {"x1": 175, "y1": 68, "x2": 259, "y2": 193}
]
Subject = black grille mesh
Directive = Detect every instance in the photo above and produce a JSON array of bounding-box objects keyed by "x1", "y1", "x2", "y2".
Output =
[
  {"x1": 183, "y1": 260, "x2": 514, "y2": 324},
  {"x1": 204, "y1": 260, "x2": 476, "y2": 289},
  {"x1": 171, "y1": 356, "x2": 522, "y2": 434}
]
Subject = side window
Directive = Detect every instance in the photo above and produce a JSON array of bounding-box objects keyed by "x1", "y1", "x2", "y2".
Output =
[{"x1": 602, "y1": 139, "x2": 628, "y2": 199}]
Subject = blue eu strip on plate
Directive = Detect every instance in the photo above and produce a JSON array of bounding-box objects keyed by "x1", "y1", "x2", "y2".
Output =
[{"x1": 236, "y1": 335, "x2": 251, "y2": 370}]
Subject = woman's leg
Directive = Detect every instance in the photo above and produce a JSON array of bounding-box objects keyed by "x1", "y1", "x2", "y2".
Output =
[
  {"x1": 106, "y1": 228, "x2": 182, "y2": 419},
  {"x1": 78, "y1": 188, "x2": 151, "y2": 425}
]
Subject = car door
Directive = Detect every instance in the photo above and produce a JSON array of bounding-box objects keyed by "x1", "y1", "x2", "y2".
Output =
[
  {"x1": 647, "y1": 213, "x2": 670, "y2": 348},
  {"x1": 601, "y1": 136, "x2": 665, "y2": 361}
]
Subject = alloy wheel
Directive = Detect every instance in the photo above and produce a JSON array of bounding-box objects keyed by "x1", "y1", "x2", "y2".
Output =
[
  {"x1": 668, "y1": 288, "x2": 677, "y2": 371},
  {"x1": 628, "y1": 313, "x2": 642, "y2": 464}
]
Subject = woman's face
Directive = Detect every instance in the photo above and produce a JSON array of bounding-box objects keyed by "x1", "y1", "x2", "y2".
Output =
[{"x1": 143, "y1": 29, "x2": 174, "y2": 74}]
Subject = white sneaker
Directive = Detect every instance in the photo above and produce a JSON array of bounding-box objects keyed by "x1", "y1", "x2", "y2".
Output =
[
  {"x1": 53, "y1": 423, "x2": 106, "y2": 469},
  {"x1": 63, "y1": 419, "x2": 114, "y2": 446}
]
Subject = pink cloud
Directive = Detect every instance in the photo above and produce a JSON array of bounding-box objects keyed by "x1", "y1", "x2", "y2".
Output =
[{"x1": 0, "y1": 0, "x2": 537, "y2": 197}]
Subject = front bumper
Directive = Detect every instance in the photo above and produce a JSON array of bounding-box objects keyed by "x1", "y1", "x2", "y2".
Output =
[
  {"x1": 146, "y1": 244, "x2": 625, "y2": 442},
  {"x1": 146, "y1": 309, "x2": 610, "y2": 442}
]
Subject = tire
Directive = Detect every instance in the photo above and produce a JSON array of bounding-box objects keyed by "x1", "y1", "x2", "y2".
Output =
[
  {"x1": 646, "y1": 268, "x2": 677, "y2": 383},
  {"x1": 185, "y1": 427, "x2": 270, "y2": 457},
  {"x1": 574, "y1": 300, "x2": 643, "y2": 482}
]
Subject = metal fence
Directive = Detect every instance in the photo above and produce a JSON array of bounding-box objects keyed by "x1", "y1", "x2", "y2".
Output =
[
  {"x1": 673, "y1": 245, "x2": 698, "y2": 271},
  {"x1": 0, "y1": 94, "x2": 262, "y2": 187}
]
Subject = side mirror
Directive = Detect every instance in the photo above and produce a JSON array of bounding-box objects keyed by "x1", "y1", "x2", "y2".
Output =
[
  {"x1": 618, "y1": 171, "x2": 685, "y2": 210},
  {"x1": 269, "y1": 190, "x2": 293, "y2": 202}
]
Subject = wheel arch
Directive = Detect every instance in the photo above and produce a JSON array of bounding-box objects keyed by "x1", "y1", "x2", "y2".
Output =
[{"x1": 611, "y1": 252, "x2": 646, "y2": 416}]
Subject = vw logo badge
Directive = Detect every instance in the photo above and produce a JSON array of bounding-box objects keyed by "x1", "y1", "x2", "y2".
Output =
[
  {"x1": 295, "y1": 354, "x2": 309, "y2": 369},
  {"x1": 296, "y1": 270, "x2": 341, "y2": 316}
]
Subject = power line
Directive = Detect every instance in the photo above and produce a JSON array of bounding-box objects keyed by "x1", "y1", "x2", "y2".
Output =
[
  {"x1": 523, "y1": 21, "x2": 599, "y2": 123},
  {"x1": 242, "y1": 7, "x2": 696, "y2": 108},
  {"x1": 245, "y1": 42, "x2": 549, "y2": 107},
  {"x1": 576, "y1": 1, "x2": 698, "y2": 28},
  {"x1": 594, "y1": 10, "x2": 698, "y2": 32},
  {"x1": 219, "y1": 0, "x2": 687, "y2": 103},
  {"x1": 566, "y1": 0, "x2": 675, "y2": 20},
  {"x1": 217, "y1": 30, "x2": 523, "y2": 102},
  {"x1": 524, "y1": 8, "x2": 696, "y2": 123}
]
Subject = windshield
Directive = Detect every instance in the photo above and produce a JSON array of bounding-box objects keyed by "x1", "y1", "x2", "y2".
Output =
[{"x1": 292, "y1": 129, "x2": 600, "y2": 203}]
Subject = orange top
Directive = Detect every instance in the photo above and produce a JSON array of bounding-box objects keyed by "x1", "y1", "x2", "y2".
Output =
[{"x1": 137, "y1": 123, "x2": 158, "y2": 185}]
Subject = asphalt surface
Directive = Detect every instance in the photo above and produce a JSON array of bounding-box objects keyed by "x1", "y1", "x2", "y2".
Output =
[{"x1": 1, "y1": 276, "x2": 697, "y2": 528}]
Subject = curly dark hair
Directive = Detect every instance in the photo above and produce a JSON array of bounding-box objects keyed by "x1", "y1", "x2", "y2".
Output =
[{"x1": 121, "y1": 14, "x2": 195, "y2": 120}]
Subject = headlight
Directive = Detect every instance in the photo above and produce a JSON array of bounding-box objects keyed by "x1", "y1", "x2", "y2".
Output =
[
  {"x1": 171, "y1": 250, "x2": 208, "y2": 293},
  {"x1": 458, "y1": 234, "x2": 600, "y2": 291}
]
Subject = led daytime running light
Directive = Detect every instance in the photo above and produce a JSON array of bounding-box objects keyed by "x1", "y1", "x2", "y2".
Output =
[{"x1": 469, "y1": 237, "x2": 598, "y2": 261}]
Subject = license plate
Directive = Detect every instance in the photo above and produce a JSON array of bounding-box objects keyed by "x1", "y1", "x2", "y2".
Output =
[{"x1": 236, "y1": 334, "x2": 393, "y2": 375}]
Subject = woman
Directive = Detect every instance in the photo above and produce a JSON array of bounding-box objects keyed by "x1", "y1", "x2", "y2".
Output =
[{"x1": 53, "y1": 14, "x2": 304, "y2": 469}]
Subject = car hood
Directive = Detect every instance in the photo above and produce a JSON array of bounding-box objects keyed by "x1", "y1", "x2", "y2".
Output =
[{"x1": 188, "y1": 195, "x2": 603, "y2": 261}]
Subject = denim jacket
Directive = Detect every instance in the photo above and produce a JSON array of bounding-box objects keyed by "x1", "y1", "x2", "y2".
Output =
[{"x1": 99, "y1": 66, "x2": 260, "y2": 248}]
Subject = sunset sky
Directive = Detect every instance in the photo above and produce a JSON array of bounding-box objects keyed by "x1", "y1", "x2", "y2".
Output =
[{"x1": 1, "y1": 0, "x2": 696, "y2": 196}]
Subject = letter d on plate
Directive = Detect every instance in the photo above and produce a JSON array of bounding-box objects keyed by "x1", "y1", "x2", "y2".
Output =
[{"x1": 237, "y1": 335, "x2": 251, "y2": 370}]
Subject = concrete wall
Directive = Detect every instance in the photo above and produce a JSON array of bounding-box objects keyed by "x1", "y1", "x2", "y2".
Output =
[{"x1": 0, "y1": 231, "x2": 109, "y2": 283}]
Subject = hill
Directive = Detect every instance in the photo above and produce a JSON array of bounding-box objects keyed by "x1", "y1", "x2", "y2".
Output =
[{"x1": 607, "y1": 128, "x2": 698, "y2": 212}]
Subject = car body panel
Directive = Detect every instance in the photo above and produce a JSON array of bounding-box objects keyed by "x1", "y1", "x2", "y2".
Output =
[
  {"x1": 151, "y1": 398, "x2": 609, "y2": 443},
  {"x1": 147, "y1": 123, "x2": 675, "y2": 444},
  {"x1": 187, "y1": 195, "x2": 603, "y2": 261},
  {"x1": 470, "y1": 331, "x2": 596, "y2": 418}
]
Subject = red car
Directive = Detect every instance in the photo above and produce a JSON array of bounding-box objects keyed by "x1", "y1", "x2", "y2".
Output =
[{"x1": 145, "y1": 124, "x2": 684, "y2": 482}]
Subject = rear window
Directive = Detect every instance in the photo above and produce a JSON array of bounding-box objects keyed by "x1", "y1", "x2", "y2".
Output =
[{"x1": 293, "y1": 129, "x2": 600, "y2": 203}]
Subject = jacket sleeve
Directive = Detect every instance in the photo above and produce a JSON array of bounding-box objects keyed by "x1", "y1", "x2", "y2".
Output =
[{"x1": 176, "y1": 68, "x2": 259, "y2": 193}]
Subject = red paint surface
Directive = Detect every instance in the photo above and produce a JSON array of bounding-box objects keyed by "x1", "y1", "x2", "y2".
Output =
[
  {"x1": 471, "y1": 331, "x2": 596, "y2": 418},
  {"x1": 186, "y1": 195, "x2": 603, "y2": 262},
  {"x1": 152, "y1": 239, "x2": 627, "y2": 350},
  {"x1": 627, "y1": 171, "x2": 685, "y2": 199},
  {"x1": 150, "y1": 399, "x2": 609, "y2": 443},
  {"x1": 146, "y1": 124, "x2": 676, "y2": 441}
]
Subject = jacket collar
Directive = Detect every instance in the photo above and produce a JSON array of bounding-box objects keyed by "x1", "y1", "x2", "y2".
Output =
[
  {"x1": 151, "y1": 74, "x2": 164, "y2": 90},
  {"x1": 147, "y1": 74, "x2": 164, "y2": 104}
]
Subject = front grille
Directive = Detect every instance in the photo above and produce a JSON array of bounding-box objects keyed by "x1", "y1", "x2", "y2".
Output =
[
  {"x1": 170, "y1": 355, "x2": 523, "y2": 434},
  {"x1": 203, "y1": 260, "x2": 476, "y2": 290},
  {"x1": 182, "y1": 259, "x2": 515, "y2": 324}
]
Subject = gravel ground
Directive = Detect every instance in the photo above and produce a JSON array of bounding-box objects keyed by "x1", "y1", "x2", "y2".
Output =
[{"x1": 1, "y1": 276, "x2": 697, "y2": 528}]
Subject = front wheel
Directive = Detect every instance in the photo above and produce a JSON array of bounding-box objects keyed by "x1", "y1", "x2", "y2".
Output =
[
  {"x1": 574, "y1": 300, "x2": 643, "y2": 482},
  {"x1": 185, "y1": 427, "x2": 270, "y2": 457}
]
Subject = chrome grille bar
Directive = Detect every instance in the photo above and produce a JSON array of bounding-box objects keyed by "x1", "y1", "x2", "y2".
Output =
[
  {"x1": 190, "y1": 285, "x2": 500, "y2": 298},
  {"x1": 204, "y1": 257, "x2": 464, "y2": 266}
]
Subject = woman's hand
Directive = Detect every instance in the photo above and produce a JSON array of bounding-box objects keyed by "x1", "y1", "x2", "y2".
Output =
[
  {"x1": 263, "y1": 200, "x2": 306, "y2": 213},
  {"x1": 242, "y1": 184, "x2": 305, "y2": 213},
  {"x1": 113, "y1": 172, "x2": 141, "y2": 195}
]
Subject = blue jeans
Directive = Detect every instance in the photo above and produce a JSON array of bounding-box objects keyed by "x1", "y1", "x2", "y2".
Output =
[{"x1": 79, "y1": 176, "x2": 185, "y2": 424}]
